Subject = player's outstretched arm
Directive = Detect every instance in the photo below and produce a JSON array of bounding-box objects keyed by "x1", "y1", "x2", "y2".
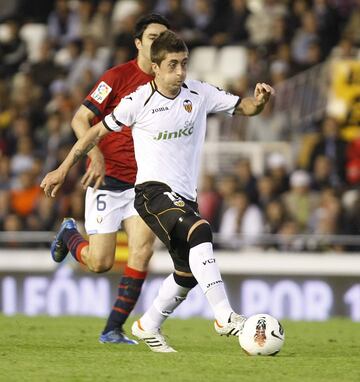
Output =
[
  {"x1": 235, "y1": 83, "x2": 275, "y2": 116},
  {"x1": 40, "y1": 122, "x2": 109, "y2": 197},
  {"x1": 72, "y1": 105, "x2": 106, "y2": 189}
]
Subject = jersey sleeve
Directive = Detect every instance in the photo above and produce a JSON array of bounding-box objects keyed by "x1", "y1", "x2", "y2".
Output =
[
  {"x1": 200, "y1": 82, "x2": 241, "y2": 115},
  {"x1": 103, "y1": 93, "x2": 139, "y2": 132},
  {"x1": 83, "y1": 70, "x2": 118, "y2": 116}
]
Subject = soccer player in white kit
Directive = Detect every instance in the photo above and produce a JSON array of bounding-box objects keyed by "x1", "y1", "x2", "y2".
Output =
[{"x1": 41, "y1": 30, "x2": 274, "y2": 352}]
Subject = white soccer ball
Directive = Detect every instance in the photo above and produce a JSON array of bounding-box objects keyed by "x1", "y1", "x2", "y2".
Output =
[{"x1": 239, "y1": 314, "x2": 285, "y2": 356}]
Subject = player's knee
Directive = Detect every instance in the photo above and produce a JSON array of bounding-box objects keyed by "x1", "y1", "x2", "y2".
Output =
[
  {"x1": 173, "y1": 271, "x2": 197, "y2": 289},
  {"x1": 173, "y1": 213, "x2": 205, "y2": 243},
  {"x1": 188, "y1": 221, "x2": 212, "y2": 248},
  {"x1": 88, "y1": 257, "x2": 114, "y2": 273}
]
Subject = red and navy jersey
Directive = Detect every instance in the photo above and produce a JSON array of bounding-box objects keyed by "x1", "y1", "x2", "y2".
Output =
[{"x1": 83, "y1": 59, "x2": 153, "y2": 186}]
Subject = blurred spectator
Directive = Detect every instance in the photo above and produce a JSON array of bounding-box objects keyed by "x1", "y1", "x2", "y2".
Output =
[
  {"x1": 330, "y1": 37, "x2": 358, "y2": 59},
  {"x1": 282, "y1": 170, "x2": 319, "y2": 232},
  {"x1": 277, "y1": 219, "x2": 303, "y2": 251},
  {"x1": 263, "y1": 199, "x2": 288, "y2": 235},
  {"x1": 346, "y1": 137, "x2": 360, "y2": 186},
  {"x1": 26, "y1": 194, "x2": 58, "y2": 231},
  {"x1": 38, "y1": 112, "x2": 68, "y2": 174},
  {"x1": 47, "y1": 0, "x2": 81, "y2": 47},
  {"x1": 90, "y1": 0, "x2": 114, "y2": 46},
  {"x1": 256, "y1": 175, "x2": 276, "y2": 209},
  {"x1": 233, "y1": 158, "x2": 257, "y2": 203},
  {"x1": 287, "y1": 0, "x2": 310, "y2": 36},
  {"x1": 245, "y1": 98, "x2": 288, "y2": 141},
  {"x1": 308, "y1": 117, "x2": 347, "y2": 184},
  {"x1": 163, "y1": 0, "x2": 194, "y2": 38},
  {"x1": 9, "y1": 137, "x2": 35, "y2": 177},
  {"x1": 3, "y1": 213, "x2": 23, "y2": 231},
  {"x1": 219, "y1": 191, "x2": 263, "y2": 248},
  {"x1": 245, "y1": 45, "x2": 268, "y2": 88},
  {"x1": 246, "y1": 0, "x2": 287, "y2": 46},
  {"x1": 66, "y1": 35, "x2": 108, "y2": 88},
  {"x1": 313, "y1": 0, "x2": 341, "y2": 56},
  {"x1": 63, "y1": 184, "x2": 85, "y2": 224},
  {"x1": 0, "y1": 0, "x2": 21, "y2": 21},
  {"x1": 198, "y1": 173, "x2": 221, "y2": 228},
  {"x1": 211, "y1": 0, "x2": 250, "y2": 46},
  {"x1": 214, "y1": 174, "x2": 239, "y2": 232},
  {"x1": 0, "y1": 19, "x2": 27, "y2": 77},
  {"x1": 112, "y1": 14, "x2": 138, "y2": 64},
  {"x1": 26, "y1": 39, "x2": 62, "y2": 91},
  {"x1": 187, "y1": 0, "x2": 215, "y2": 45},
  {"x1": 291, "y1": 11, "x2": 319, "y2": 67},
  {"x1": 54, "y1": 40, "x2": 82, "y2": 72},
  {"x1": 311, "y1": 155, "x2": 341, "y2": 191},
  {"x1": 0, "y1": 155, "x2": 10, "y2": 190},
  {"x1": 0, "y1": 190, "x2": 10, "y2": 229},
  {"x1": 342, "y1": 0, "x2": 360, "y2": 45},
  {"x1": 265, "y1": 152, "x2": 290, "y2": 194},
  {"x1": 309, "y1": 188, "x2": 343, "y2": 237},
  {"x1": 344, "y1": 192, "x2": 360, "y2": 250},
  {"x1": 10, "y1": 169, "x2": 42, "y2": 217}
]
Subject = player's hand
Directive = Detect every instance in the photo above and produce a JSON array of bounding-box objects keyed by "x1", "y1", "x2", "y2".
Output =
[
  {"x1": 40, "y1": 169, "x2": 66, "y2": 198},
  {"x1": 81, "y1": 154, "x2": 105, "y2": 191},
  {"x1": 254, "y1": 83, "x2": 275, "y2": 105}
]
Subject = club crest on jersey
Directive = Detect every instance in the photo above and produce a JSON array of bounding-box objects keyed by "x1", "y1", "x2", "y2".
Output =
[
  {"x1": 91, "y1": 81, "x2": 112, "y2": 104},
  {"x1": 183, "y1": 99, "x2": 192, "y2": 113}
]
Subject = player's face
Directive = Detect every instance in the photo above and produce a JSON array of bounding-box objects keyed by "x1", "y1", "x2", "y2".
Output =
[
  {"x1": 153, "y1": 51, "x2": 188, "y2": 95},
  {"x1": 136, "y1": 23, "x2": 168, "y2": 62}
]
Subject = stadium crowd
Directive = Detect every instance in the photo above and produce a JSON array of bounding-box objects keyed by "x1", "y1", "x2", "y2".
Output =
[{"x1": 0, "y1": 0, "x2": 359, "y2": 251}]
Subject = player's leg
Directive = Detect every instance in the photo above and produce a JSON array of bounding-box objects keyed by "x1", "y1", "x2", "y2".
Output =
[
  {"x1": 135, "y1": 271, "x2": 196, "y2": 330},
  {"x1": 50, "y1": 218, "x2": 116, "y2": 271},
  {"x1": 50, "y1": 188, "x2": 119, "y2": 272},
  {"x1": 133, "y1": 184, "x2": 245, "y2": 341},
  {"x1": 176, "y1": 216, "x2": 246, "y2": 336},
  {"x1": 101, "y1": 214, "x2": 154, "y2": 338}
]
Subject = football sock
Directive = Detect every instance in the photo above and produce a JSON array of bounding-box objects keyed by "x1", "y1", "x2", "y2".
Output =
[
  {"x1": 62, "y1": 228, "x2": 88, "y2": 264},
  {"x1": 188, "y1": 242, "x2": 233, "y2": 325},
  {"x1": 103, "y1": 266, "x2": 147, "y2": 334},
  {"x1": 140, "y1": 273, "x2": 192, "y2": 331}
]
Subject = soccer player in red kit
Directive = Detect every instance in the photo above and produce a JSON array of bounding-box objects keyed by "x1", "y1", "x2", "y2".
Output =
[{"x1": 50, "y1": 14, "x2": 170, "y2": 344}]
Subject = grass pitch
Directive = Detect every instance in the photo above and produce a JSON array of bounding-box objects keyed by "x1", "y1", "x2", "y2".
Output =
[{"x1": 0, "y1": 315, "x2": 359, "y2": 382}]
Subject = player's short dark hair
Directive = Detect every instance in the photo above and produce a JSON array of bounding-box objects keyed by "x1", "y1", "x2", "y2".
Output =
[
  {"x1": 151, "y1": 30, "x2": 188, "y2": 65},
  {"x1": 134, "y1": 13, "x2": 170, "y2": 40}
]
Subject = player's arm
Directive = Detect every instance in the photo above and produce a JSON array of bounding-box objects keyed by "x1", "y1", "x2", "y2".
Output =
[
  {"x1": 41, "y1": 122, "x2": 109, "y2": 197},
  {"x1": 234, "y1": 83, "x2": 275, "y2": 116},
  {"x1": 72, "y1": 105, "x2": 106, "y2": 189}
]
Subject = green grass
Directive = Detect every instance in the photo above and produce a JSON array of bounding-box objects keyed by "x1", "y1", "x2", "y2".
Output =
[{"x1": 0, "y1": 316, "x2": 359, "y2": 382}]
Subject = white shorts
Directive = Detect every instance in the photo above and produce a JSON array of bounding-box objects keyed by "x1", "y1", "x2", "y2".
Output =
[{"x1": 84, "y1": 187, "x2": 138, "y2": 235}]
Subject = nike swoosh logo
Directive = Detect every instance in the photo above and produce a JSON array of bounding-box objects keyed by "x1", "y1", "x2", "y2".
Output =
[{"x1": 271, "y1": 330, "x2": 283, "y2": 340}]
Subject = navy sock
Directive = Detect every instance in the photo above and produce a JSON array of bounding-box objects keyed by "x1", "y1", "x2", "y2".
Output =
[
  {"x1": 103, "y1": 266, "x2": 147, "y2": 334},
  {"x1": 62, "y1": 228, "x2": 88, "y2": 264}
]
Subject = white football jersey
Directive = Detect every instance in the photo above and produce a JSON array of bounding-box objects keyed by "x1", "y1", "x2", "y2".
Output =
[{"x1": 103, "y1": 79, "x2": 240, "y2": 200}]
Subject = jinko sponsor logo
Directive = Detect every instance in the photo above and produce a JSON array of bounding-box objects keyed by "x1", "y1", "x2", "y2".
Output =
[{"x1": 153, "y1": 126, "x2": 194, "y2": 141}]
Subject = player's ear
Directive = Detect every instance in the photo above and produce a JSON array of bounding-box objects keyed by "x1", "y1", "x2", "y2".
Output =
[
  {"x1": 135, "y1": 38, "x2": 142, "y2": 50},
  {"x1": 152, "y1": 62, "x2": 159, "y2": 74}
]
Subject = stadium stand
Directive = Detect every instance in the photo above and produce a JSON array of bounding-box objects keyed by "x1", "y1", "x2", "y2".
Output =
[{"x1": 0, "y1": 0, "x2": 359, "y2": 252}]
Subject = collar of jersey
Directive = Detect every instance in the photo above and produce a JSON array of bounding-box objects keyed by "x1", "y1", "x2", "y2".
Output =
[{"x1": 152, "y1": 80, "x2": 182, "y2": 100}]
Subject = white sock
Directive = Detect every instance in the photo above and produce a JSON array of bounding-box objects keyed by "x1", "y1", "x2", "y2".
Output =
[
  {"x1": 189, "y1": 242, "x2": 233, "y2": 325},
  {"x1": 140, "y1": 273, "x2": 191, "y2": 331}
]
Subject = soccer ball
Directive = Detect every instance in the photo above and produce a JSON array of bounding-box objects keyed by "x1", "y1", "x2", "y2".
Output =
[{"x1": 239, "y1": 314, "x2": 285, "y2": 356}]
